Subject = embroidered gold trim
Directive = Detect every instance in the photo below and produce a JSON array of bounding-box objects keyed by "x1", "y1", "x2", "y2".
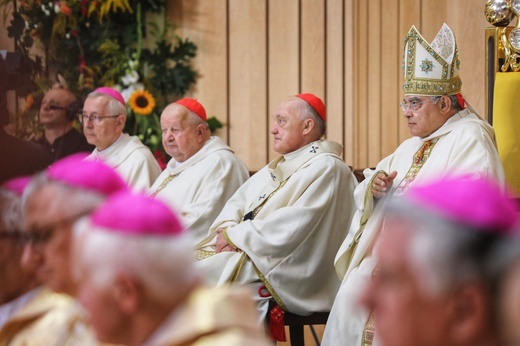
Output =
[
  {"x1": 362, "y1": 313, "x2": 375, "y2": 346},
  {"x1": 403, "y1": 28, "x2": 462, "y2": 95},
  {"x1": 244, "y1": 178, "x2": 289, "y2": 221},
  {"x1": 150, "y1": 173, "x2": 180, "y2": 198},
  {"x1": 195, "y1": 249, "x2": 216, "y2": 260},
  {"x1": 229, "y1": 252, "x2": 248, "y2": 283},
  {"x1": 394, "y1": 140, "x2": 437, "y2": 195},
  {"x1": 255, "y1": 266, "x2": 288, "y2": 312}
]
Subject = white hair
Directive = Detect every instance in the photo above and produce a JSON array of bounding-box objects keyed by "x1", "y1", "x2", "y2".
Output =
[
  {"x1": 23, "y1": 172, "x2": 105, "y2": 216},
  {"x1": 485, "y1": 234, "x2": 520, "y2": 310},
  {"x1": 185, "y1": 111, "x2": 210, "y2": 131},
  {"x1": 73, "y1": 218, "x2": 200, "y2": 304},
  {"x1": 295, "y1": 99, "x2": 326, "y2": 138},
  {"x1": 86, "y1": 91, "x2": 127, "y2": 121},
  {"x1": 384, "y1": 198, "x2": 499, "y2": 297},
  {"x1": 0, "y1": 189, "x2": 22, "y2": 230}
]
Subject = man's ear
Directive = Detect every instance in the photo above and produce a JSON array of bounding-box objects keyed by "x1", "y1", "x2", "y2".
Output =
[
  {"x1": 116, "y1": 115, "x2": 126, "y2": 129},
  {"x1": 302, "y1": 118, "x2": 314, "y2": 135},
  {"x1": 448, "y1": 283, "x2": 491, "y2": 344},
  {"x1": 439, "y1": 96, "x2": 452, "y2": 114},
  {"x1": 197, "y1": 123, "x2": 206, "y2": 135},
  {"x1": 113, "y1": 273, "x2": 141, "y2": 314}
]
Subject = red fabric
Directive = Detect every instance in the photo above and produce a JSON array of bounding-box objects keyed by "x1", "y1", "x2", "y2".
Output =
[
  {"x1": 455, "y1": 93, "x2": 466, "y2": 109},
  {"x1": 269, "y1": 305, "x2": 287, "y2": 342},
  {"x1": 295, "y1": 93, "x2": 326, "y2": 121},
  {"x1": 174, "y1": 98, "x2": 207, "y2": 121}
]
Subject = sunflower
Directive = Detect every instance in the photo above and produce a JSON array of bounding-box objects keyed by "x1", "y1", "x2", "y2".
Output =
[
  {"x1": 24, "y1": 94, "x2": 34, "y2": 112},
  {"x1": 129, "y1": 90, "x2": 156, "y2": 116}
]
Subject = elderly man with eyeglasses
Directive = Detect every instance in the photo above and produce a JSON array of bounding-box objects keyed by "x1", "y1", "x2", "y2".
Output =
[
  {"x1": 82, "y1": 87, "x2": 162, "y2": 190},
  {"x1": 0, "y1": 175, "x2": 100, "y2": 345},
  {"x1": 22, "y1": 154, "x2": 128, "y2": 296},
  {"x1": 323, "y1": 23, "x2": 506, "y2": 346}
]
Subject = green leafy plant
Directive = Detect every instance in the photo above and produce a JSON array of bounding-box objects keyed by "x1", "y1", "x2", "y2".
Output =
[{"x1": 0, "y1": 0, "x2": 225, "y2": 161}]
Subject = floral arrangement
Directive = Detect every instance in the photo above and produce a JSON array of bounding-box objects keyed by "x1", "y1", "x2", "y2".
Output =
[{"x1": 0, "y1": 0, "x2": 222, "y2": 163}]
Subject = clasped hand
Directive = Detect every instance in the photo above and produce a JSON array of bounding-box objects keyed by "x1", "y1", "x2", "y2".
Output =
[
  {"x1": 371, "y1": 171, "x2": 397, "y2": 199},
  {"x1": 216, "y1": 228, "x2": 239, "y2": 253}
]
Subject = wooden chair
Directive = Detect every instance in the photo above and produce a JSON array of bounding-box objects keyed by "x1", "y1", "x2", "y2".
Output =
[
  {"x1": 266, "y1": 302, "x2": 329, "y2": 346},
  {"x1": 262, "y1": 168, "x2": 368, "y2": 345}
]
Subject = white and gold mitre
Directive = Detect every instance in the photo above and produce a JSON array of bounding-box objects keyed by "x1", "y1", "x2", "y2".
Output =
[{"x1": 402, "y1": 23, "x2": 462, "y2": 96}]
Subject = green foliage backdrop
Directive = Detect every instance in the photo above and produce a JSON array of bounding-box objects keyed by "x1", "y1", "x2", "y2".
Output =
[{"x1": 0, "y1": 0, "x2": 223, "y2": 162}]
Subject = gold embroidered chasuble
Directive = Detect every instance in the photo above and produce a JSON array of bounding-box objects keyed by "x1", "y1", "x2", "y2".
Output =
[
  {"x1": 142, "y1": 287, "x2": 271, "y2": 346},
  {"x1": 322, "y1": 108, "x2": 506, "y2": 346},
  {"x1": 196, "y1": 140, "x2": 358, "y2": 315},
  {"x1": 0, "y1": 288, "x2": 99, "y2": 346}
]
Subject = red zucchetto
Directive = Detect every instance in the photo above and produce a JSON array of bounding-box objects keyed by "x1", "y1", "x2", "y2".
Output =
[
  {"x1": 295, "y1": 93, "x2": 326, "y2": 121},
  {"x1": 174, "y1": 98, "x2": 207, "y2": 121}
]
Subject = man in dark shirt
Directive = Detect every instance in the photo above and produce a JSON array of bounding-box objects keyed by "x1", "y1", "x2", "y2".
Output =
[
  {"x1": 0, "y1": 56, "x2": 47, "y2": 184},
  {"x1": 35, "y1": 86, "x2": 93, "y2": 164}
]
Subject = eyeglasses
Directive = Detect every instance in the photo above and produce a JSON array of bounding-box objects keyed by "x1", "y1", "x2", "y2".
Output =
[
  {"x1": 399, "y1": 97, "x2": 440, "y2": 112},
  {"x1": 22, "y1": 210, "x2": 91, "y2": 247},
  {"x1": 0, "y1": 230, "x2": 24, "y2": 242},
  {"x1": 79, "y1": 113, "x2": 120, "y2": 124},
  {"x1": 48, "y1": 105, "x2": 67, "y2": 111}
]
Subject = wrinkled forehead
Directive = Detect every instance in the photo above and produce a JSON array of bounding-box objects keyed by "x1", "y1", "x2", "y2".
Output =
[
  {"x1": 161, "y1": 103, "x2": 195, "y2": 127},
  {"x1": 25, "y1": 184, "x2": 63, "y2": 213},
  {"x1": 403, "y1": 94, "x2": 431, "y2": 101},
  {"x1": 42, "y1": 88, "x2": 75, "y2": 104},
  {"x1": 273, "y1": 97, "x2": 302, "y2": 116},
  {"x1": 84, "y1": 94, "x2": 110, "y2": 111},
  {"x1": 161, "y1": 103, "x2": 190, "y2": 122}
]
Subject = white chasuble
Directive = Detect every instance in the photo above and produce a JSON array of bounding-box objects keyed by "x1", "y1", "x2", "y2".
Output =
[
  {"x1": 196, "y1": 140, "x2": 358, "y2": 316},
  {"x1": 149, "y1": 137, "x2": 249, "y2": 245},
  {"x1": 86, "y1": 133, "x2": 162, "y2": 191},
  {"x1": 322, "y1": 109, "x2": 506, "y2": 346}
]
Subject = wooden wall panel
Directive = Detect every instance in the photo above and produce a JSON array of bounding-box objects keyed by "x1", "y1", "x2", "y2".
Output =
[
  {"x1": 421, "y1": 0, "x2": 448, "y2": 40},
  {"x1": 447, "y1": 0, "x2": 490, "y2": 120},
  {"x1": 367, "y1": 0, "x2": 382, "y2": 165},
  {"x1": 228, "y1": 0, "x2": 268, "y2": 171},
  {"x1": 1, "y1": 0, "x2": 493, "y2": 172},
  {"x1": 326, "y1": 0, "x2": 345, "y2": 155},
  {"x1": 301, "y1": 0, "x2": 326, "y2": 96},
  {"x1": 344, "y1": 0, "x2": 356, "y2": 165},
  {"x1": 354, "y1": 0, "x2": 369, "y2": 167},
  {"x1": 398, "y1": 0, "x2": 421, "y2": 144},
  {"x1": 380, "y1": 0, "x2": 400, "y2": 160},
  {"x1": 267, "y1": 0, "x2": 300, "y2": 161},
  {"x1": 167, "y1": 0, "x2": 229, "y2": 143}
]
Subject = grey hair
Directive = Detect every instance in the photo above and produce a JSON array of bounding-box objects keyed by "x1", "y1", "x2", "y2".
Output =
[
  {"x1": 0, "y1": 189, "x2": 23, "y2": 230},
  {"x1": 383, "y1": 198, "x2": 500, "y2": 296},
  {"x1": 86, "y1": 91, "x2": 127, "y2": 121},
  {"x1": 485, "y1": 234, "x2": 520, "y2": 315},
  {"x1": 23, "y1": 171, "x2": 105, "y2": 216},
  {"x1": 73, "y1": 218, "x2": 200, "y2": 304},
  {"x1": 186, "y1": 111, "x2": 210, "y2": 131},
  {"x1": 427, "y1": 95, "x2": 461, "y2": 111},
  {"x1": 296, "y1": 100, "x2": 326, "y2": 138}
]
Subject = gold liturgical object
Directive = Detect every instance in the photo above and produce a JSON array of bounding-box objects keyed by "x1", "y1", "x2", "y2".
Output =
[{"x1": 485, "y1": 0, "x2": 520, "y2": 195}]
